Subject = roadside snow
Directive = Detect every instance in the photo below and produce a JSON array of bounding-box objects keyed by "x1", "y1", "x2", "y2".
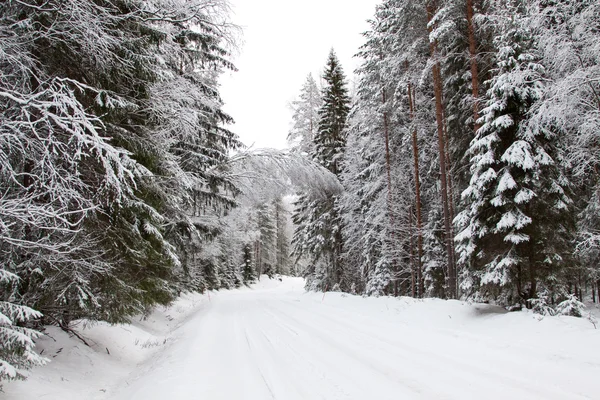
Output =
[
  {"x1": 4, "y1": 277, "x2": 600, "y2": 399},
  {"x1": 2, "y1": 292, "x2": 210, "y2": 399}
]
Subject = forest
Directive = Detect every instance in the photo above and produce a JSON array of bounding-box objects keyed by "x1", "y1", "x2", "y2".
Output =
[{"x1": 1, "y1": 0, "x2": 599, "y2": 385}]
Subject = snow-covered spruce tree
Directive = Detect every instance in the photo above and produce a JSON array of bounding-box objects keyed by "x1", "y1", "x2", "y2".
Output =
[
  {"x1": 528, "y1": 0, "x2": 600, "y2": 298},
  {"x1": 0, "y1": 273, "x2": 46, "y2": 383},
  {"x1": 242, "y1": 243, "x2": 257, "y2": 284},
  {"x1": 293, "y1": 50, "x2": 351, "y2": 291},
  {"x1": 422, "y1": 208, "x2": 448, "y2": 298},
  {"x1": 292, "y1": 193, "x2": 337, "y2": 289},
  {"x1": 0, "y1": 0, "x2": 150, "y2": 378},
  {"x1": 288, "y1": 74, "x2": 322, "y2": 155},
  {"x1": 455, "y1": 1, "x2": 575, "y2": 306},
  {"x1": 111, "y1": 0, "x2": 241, "y2": 301},
  {"x1": 55, "y1": 0, "x2": 237, "y2": 318},
  {"x1": 314, "y1": 50, "x2": 352, "y2": 178},
  {"x1": 1, "y1": 0, "x2": 240, "y2": 378}
]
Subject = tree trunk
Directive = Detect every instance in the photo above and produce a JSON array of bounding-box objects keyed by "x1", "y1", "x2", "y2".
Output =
[
  {"x1": 443, "y1": 105, "x2": 458, "y2": 294},
  {"x1": 408, "y1": 83, "x2": 424, "y2": 298},
  {"x1": 528, "y1": 242, "x2": 537, "y2": 301},
  {"x1": 275, "y1": 203, "x2": 281, "y2": 275},
  {"x1": 427, "y1": 0, "x2": 457, "y2": 299},
  {"x1": 409, "y1": 206, "x2": 416, "y2": 298},
  {"x1": 333, "y1": 203, "x2": 343, "y2": 289},
  {"x1": 382, "y1": 89, "x2": 398, "y2": 296},
  {"x1": 255, "y1": 240, "x2": 262, "y2": 279},
  {"x1": 467, "y1": 0, "x2": 481, "y2": 132}
]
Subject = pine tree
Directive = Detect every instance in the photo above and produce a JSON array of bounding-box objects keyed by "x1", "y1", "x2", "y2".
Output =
[{"x1": 341, "y1": 102, "x2": 394, "y2": 296}]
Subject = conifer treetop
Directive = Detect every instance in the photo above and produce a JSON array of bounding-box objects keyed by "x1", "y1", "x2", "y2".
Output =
[{"x1": 314, "y1": 49, "x2": 351, "y2": 177}]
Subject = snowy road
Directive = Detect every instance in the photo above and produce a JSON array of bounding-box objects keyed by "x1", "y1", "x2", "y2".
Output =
[{"x1": 112, "y1": 278, "x2": 599, "y2": 400}]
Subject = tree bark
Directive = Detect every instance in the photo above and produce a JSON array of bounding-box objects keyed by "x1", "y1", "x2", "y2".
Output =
[
  {"x1": 382, "y1": 89, "x2": 398, "y2": 295},
  {"x1": 255, "y1": 240, "x2": 262, "y2": 279},
  {"x1": 443, "y1": 105, "x2": 458, "y2": 293},
  {"x1": 408, "y1": 83, "x2": 424, "y2": 298},
  {"x1": 409, "y1": 206, "x2": 416, "y2": 298},
  {"x1": 383, "y1": 91, "x2": 393, "y2": 234},
  {"x1": 427, "y1": 0, "x2": 457, "y2": 299},
  {"x1": 467, "y1": 0, "x2": 481, "y2": 132}
]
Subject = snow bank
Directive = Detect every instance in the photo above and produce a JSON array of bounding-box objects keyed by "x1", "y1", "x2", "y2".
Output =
[{"x1": 1, "y1": 292, "x2": 210, "y2": 400}]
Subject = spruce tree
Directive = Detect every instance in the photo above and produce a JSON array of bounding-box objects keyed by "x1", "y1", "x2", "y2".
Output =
[
  {"x1": 242, "y1": 244, "x2": 257, "y2": 284},
  {"x1": 455, "y1": 1, "x2": 574, "y2": 306},
  {"x1": 292, "y1": 50, "x2": 350, "y2": 291},
  {"x1": 0, "y1": 0, "x2": 240, "y2": 379},
  {"x1": 530, "y1": 0, "x2": 600, "y2": 298},
  {"x1": 314, "y1": 50, "x2": 351, "y2": 177}
]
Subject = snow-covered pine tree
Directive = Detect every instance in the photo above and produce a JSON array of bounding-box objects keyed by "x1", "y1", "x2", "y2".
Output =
[
  {"x1": 340, "y1": 9, "x2": 406, "y2": 296},
  {"x1": 288, "y1": 74, "x2": 322, "y2": 155},
  {"x1": 341, "y1": 101, "x2": 393, "y2": 296},
  {"x1": 293, "y1": 50, "x2": 351, "y2": 291},
  {"x1": 425, "y1": 0, "x2": 458, "y2": 298},
  {"x1": 345, "y1": 0, "x2": 453, "y2": 298},
  {"x1": 455, "y1": 0, "x2": 574, "y2": 306}
]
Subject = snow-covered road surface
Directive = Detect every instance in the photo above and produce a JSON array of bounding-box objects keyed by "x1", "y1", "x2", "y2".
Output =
[{"x1": 111, "y1": 277, "x2": 600, "y2": 400}]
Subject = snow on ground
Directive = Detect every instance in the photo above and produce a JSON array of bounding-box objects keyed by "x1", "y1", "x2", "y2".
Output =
[
  {"x1": 4, "y1": 277, "x2": 600, "y2": 399},
  {"x1": 2, "y1": 291, "x2": 210, "y2": 399}
]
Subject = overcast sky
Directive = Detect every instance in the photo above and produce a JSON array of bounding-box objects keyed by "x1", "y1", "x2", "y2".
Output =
[{"x1": 219, "y1": 0, "x2": 381, "y2": 150}]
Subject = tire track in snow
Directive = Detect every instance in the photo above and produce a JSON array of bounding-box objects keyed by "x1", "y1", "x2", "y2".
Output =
[
  {"x1": 240, "y1": 298, "x2": 351, "y2": 400},
  {"x1": 108, "y1": 282, "x2": 598, "y2": 400},
  {"x1": 271, "y1": 296, "x2": 592, "y2": 400}
]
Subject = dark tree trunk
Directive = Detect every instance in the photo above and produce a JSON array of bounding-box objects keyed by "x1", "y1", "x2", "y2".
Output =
[
  {"x1": 443, "y1": 102, "x2": 458, "y2": 293},
  {"x1": 467, "y1": 0, "x2": 481, "y2": 132},
  {"x1": 408, "y1": 83, "x2": 424, "y2": 298},
  {"x1": 382, "y1": 89, "x2": 397, "y2": 295},
  {"x1": 427, "y1": 0, "x2": 457, "y2": 299},
  {"x1": 409, "y1": 206, "x2": 416, "y2": 298}
]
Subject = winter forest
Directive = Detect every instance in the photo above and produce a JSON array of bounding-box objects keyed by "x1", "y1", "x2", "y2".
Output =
[{"x1": 2, "y1": 0, "x2": 600, "y2": 389}]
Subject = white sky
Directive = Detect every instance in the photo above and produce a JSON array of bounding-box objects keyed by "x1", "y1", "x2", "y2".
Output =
[{"x1": 219, "y1": 0, "x2": 381, "y2": 150}]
